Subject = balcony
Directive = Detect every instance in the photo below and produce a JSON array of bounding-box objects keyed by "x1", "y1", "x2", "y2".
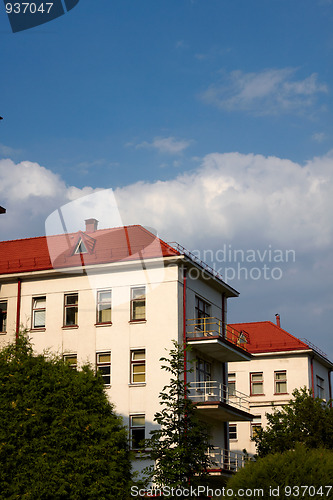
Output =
[
  {"x1": 207, "y1": 447, "x2": 250, "y2": 474},
  {"x1": 189, "y1": 381, "x2": 252, "y2": 422},
  {"x1": 186, "y1": 318, "x2": 252, "y2": 363}
]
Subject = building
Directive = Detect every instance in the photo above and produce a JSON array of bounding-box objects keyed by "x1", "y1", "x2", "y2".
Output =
[
  {"x1": 0, "y1": 206, "x2": 6, "y2": 214},
  {"x1": 0, "y1": 221, "x2": 253, "y2": 479},
  {"x1": 228, "y1": 317, "x2": 333, "y2": 456}
]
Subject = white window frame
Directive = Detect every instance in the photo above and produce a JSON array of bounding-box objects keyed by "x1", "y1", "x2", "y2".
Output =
[
  {"x1": 130, "y1": 287, "x2": 146, "y2": 321},
  {"x1": 96, "y1": 289, "x2": 112, "y2": 324},
  {"x1": 274, "y1": 370, "x2": 287, "y2": 394},
  {"x1": 63, "y1": 354, "x2": 77, "y2": 370},
  {"x1": 129, "y1": 414, "x2": 145, "y2": 450},
  {"x1": 97, "y1": 352, "x2": 111, "y2": 385},
  {"x1": 130, "y1": 349, "x2": 146, "y2": 384},
  {"x1": 228, "y1": 372, "x2": 236, "y2": 396},
  {"x1": 251, "y1": 416, "x2": 262, "y2": 439},
  {"x1": 64, "y1": 293, "x2": 78, "y2": 327},
  {"x1": 32, "y1": 296, "x2": 46, "y2": 329},
  {"x1": 0, "y1": 300, "x2": 7, "y2": 333},
  {"x1": 229, "y1": 424, "x2": 237, "y2": 440},
  {"x1": 250, "y1": 372, "x2": 264, "y2": 396}
]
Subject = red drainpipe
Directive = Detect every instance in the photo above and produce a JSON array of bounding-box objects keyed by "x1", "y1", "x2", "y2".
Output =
[
  {"x1": 183, "y1": 268, "x2": 187, "y2": 394},
  {"x1": 16, "y1": 278, "x2": 22, "y2": 343},
  {"x1": 328, "y1": 371, "x2": 332, "y2": 407},
  {"x1": 310, "y1": 357, "x2": 315, "y2": 398}
]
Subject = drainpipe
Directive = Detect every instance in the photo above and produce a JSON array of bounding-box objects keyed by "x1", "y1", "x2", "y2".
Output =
[
  {"x1": 310, "y1": 356, "x2": 315, "y2": 398},
  {"x1": 183, "y1": 268, "x2": 187, "y2": 394},
  {"x1": 16, "y1": 278, "x2": 21, "y2": 343},
  {"x1": 221, "y1": 293, "x2": 229, "y2": 454},
  {"x1": 328, "y1": 371, "x2": 332, "y2": 408}
]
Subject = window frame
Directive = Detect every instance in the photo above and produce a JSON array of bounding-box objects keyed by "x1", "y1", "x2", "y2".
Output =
[
  {"x1": 251, "y1": 416, "x2": 262, "y2": 439},
  {"x1": 96, "y1": 289, "x2": 112, "y2": 325},
  {"x1": 96, "y1": 351, "x2": 111, "y2": 385},
  {"x1": 229, "y1": 423, "x2": 237, "y2": 440},
  {"x1": 274, "y1": 370, "x2": 288, "y2": 395},
  {"x1": 129, "y1": 414, "x2": 145, "y2": 450},
  {"x1": 196, "y1": 357, "x2": 211, "y2": 383},
  {"x1": 195, "y1": 296, "x2": 211, "y2": 331},
  {"x1": 130, "y1": 349, "x2": 146, "y2": 384},
  {"x1": 250, "y1": 372, "x2": 264, "y2": 396},
  {"x1": 31, "y1": 296, "x2": 46, "y2": 330},
  {"x1": 63, "y1": 293, "x2": 78, "y2": 327},
  {"x1": 63, "y1": 353, "x2": 77, "y2": 370},
  {"x1": 130, "y1": 286, "x2": 146, "y2": 322},
  {"x1": 0, "y1": 300, "x2": 7, "y2": 333},
  {"x1": 316, "y1": 375, "x2": 325, "y2": 399},
  {"x1": 228, "y1": 372, "x2": 236, "y2": 396}
]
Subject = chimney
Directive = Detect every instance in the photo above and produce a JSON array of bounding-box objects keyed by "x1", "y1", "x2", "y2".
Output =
[
  {"x1": 275, "y1": 313, "x2": 281, "y2": 328},
  {"x1": 85, "y1": 218, "x2": 98, "y2": 233}
]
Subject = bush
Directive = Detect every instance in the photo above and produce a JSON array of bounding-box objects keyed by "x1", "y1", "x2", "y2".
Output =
[{"x1": 227, "y1": 445, "x2": 333, "y2": 500}]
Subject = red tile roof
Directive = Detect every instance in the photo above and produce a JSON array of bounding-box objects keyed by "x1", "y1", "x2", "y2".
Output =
[
  {"x1": 0, "y1": 225, "x2": 180, "y2": 276},
  {"x1": 228, "y1": 321, "x2": 310, "y2": 354}
]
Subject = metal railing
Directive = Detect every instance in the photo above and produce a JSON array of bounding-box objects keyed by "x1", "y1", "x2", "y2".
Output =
[
  {"x1": 188, "y1": 381, "x2": 250, "y2": 412},
  {"x1": 208, "y1": 447, "x2": 250, "y2": 472},
  {"x1": 186, "y1": 317, "x2": 249, "y2": 352},
  {"x1": 299, "y1": 338, "x2": 328, "y2": 359}
]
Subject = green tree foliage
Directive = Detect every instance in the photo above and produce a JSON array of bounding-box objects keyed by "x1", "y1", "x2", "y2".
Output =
[
  {"x1": 253, "y1": 387, "x2": 333, "y2": 457},
  {"x1": 227, "y1": 445, "x2": 333, "y2": 500},
  {"x1": 143, "y1": 341, "x2": 212, "y2": 491},
  {"x1": 0, "y1": 334, "x2": 131, "y2": 499}
]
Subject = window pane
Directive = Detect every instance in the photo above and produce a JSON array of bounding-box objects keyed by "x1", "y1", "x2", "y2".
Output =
[
  {"x1": 276, "y1": 381, "x2": 287, "y2": 393},
  {"x1": 34, "y1": 310, "x2": 45, "y2": 328},
  {"x1": 132, "y1": 351, "x2": 145, "y2": 361},
  {"x1": 252, "y1": 374, "x2": 263, "y2": 382},
  {"x1": 0, "y1": 302, "x2": 7, "y2": 332},
  {"x1": 133, "y1": 301, "x2": 145, "y2": 320},
  {"x1": 132, "y1": 416, "x2": 145, "y2": 427},
  {"x1": 252, "y1": 383, "x2": 263, "y2": 394},
  {"x1": 132, "y1": 428, "x2": 145, "y2": 449},
  {"x1": 65, "y1": 307, "x2": 78, "y2": 325},
  {"x1": 133, "y1": 373, "x2": 145, "y2": 383},
  {"x1": 33, "y1": 297, "x2": 46, "y2": 308},
  {"x1": 66, "y1": 294, "x2": 78, "y2": 305},
  {"x1": 98, "y1": 353, "x2": 111, "y2": 363},
  {"x1": 132, "y1": 287, "x2": 145, "y2": 300},
  {"x1": 133, "y1": 364, "x2": 145, "y2": 374},
  {"x1": 98, "y1": 306, "x2": 111, "y2": 323},
  {"x1": 99, "y1": 291, "x2": 111, "y2": 302},
  {"x1": 275, "y1": 372, "x2": 285, "y2": 380}
]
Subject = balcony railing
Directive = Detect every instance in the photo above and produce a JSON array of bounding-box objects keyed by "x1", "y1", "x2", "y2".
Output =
[
  {"x1": 208, "y1": 447, "x2": 250, "y2": 472},
  {"x1": 187, "y1": 317, "x2": 249, "y2": 352},
  {"x1": 188, "y1": 381, "x2": 250, "y2": 412}
]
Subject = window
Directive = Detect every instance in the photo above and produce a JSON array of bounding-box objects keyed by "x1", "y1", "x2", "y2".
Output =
[
  {"x1": 96, "y1": 290, "x2": 112, "y2": 324},
  {"x1": 130, "y1": 415, "x2": 145, "y2": 450},
  {"x1": 316, "y1": 376, "x2": 325, "y2": 399},
  {"x1": 74, "y1": 238, "x2": 88, "y2": 254},
  {"x1": 64, "y1": 293, "x2": 78, "y2": 326},
  {"x1": 130, "y1": 287, "x2": 146, "y2": 321},
  {"x1": 32, "y1": 296, "x2": 46, "y2": 329},
  {"x1": 63, "y1": 354, "x2": 77, "y2": 370},
  {"x1": 0, "y1": 301, "x2": 7, "y2": 333},
  {"x1": 274, "y1": 370, "x2": 287, "y2": 394},
  {"x1": 228, "y1": 373, "x2": 236, "y2": 396},
  {"x1": 229, "y1": 424, "x2": 237, "y2": 440},
  {"x1": 251, "y1": 416, "x2": 262, "y2": 438},
  {"x1": 196, "y1": 358, "x2": 211, "y2": 382},
  {"x1": 195, "y1": 296, "x2": 211, "y2": 331},
  {"x1": 97, "y1": 352, "x2": 111, "y2": 385},
  {"x1": 250, "y1": 372, "x2": 264, "y2": 395},
  {"x1": 130, "y1": 349, "x2": 146, "y2": 383}
]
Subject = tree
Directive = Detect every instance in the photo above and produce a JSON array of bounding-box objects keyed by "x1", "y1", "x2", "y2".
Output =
[
  {"x1": 253, "y1": 387, "x2": 333, "y2": 457},
  {"x1": 227, "y1": 445, "x2": 333, "y2": 500},
  {"x1": 143, "y1": 341, "x2": 212, "y2": 492},
  {"x1": 0, "y1": 333, "x2": 131, "y2": 499}
]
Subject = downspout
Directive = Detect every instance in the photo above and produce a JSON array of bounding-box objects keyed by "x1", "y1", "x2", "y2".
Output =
[
  {"x1": 16, "y1": 278, "x2": 21, "y2": 343},
  {"x1": 221, "y1": 293, "x2": 229, "y2": 455},
  {"x1": 328, "y1": 371, "x2": 332, "y2": 408},
  {"x1": 183, "y1": 268, "x2": 187, "y2": 394},
  {"x1": 310, "y1": 356, "x2": 315, "y2": 398}
]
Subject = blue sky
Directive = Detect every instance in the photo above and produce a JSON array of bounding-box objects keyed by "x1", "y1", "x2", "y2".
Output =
[{"x1": 1, "y1": 0, "x2": 333, "y2": 359}]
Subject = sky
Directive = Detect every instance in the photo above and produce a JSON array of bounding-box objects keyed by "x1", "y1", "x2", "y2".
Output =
[{"x1": 0, "y1": 0, "x2": 333, "y2": 359}]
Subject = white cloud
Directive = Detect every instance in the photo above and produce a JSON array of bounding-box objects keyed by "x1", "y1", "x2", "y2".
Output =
[
  {"x1": 312, "y1": 132, "x2": 327, "y2": 143},
  {"x1": 0, "y1": 159, "x2": 96, "y2": 239},
  {"x1": 201, "y1": 68, "x2": 328, "y2": 115},
  {"x1": 135, "y1": 136, "x2": 193, "y2": 155}
]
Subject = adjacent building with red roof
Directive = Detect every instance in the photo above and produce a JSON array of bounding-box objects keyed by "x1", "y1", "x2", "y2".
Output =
[{"x1": 228, "y1": 317, "x2": 333, "y2": 456}]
